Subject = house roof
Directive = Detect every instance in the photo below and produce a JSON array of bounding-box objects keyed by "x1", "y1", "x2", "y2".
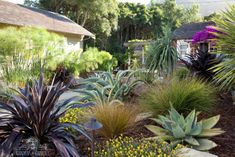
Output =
[
  {"x1": 172, "y1": 21, "x2": 216, "y2": 40},
  {"x1": 0, "y1": 0, "x2": 95, "y2": 37}
]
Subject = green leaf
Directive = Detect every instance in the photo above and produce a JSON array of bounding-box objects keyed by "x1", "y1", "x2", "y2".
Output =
[
  {"x1": 169, "y1": 106, "x2": 181, "y2": 122},
  {"x1": 190, "y1": 121, "x2": 202, "y2": 136},
  {"x1": 185, "y1": 110, "x2": 196, "y2": 134},
  {"x1": 198, "y1": 128, "x2": 225, "y2": 137},
  {"x1": 200, "y1": 115, "x2": 220, "y2": 129},
  {"x1": 172, "y1": 123, "x2": 185, "y2": 138},
  {"x1": 193, "y1": 139, "x2": 217, "y2": 151},
  {"x1": 145, "y1": 125, "x2": 167, "y2": 136},
  {"x1": 185, "y1": 136, "x2": 199, "y2": 146}
]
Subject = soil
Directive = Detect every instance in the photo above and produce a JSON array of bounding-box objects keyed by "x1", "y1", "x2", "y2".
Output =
[
  {"x1": 209, "y1": 94, "x2": 235, "y2": 157},
  {"x1": 77, "y1": 93, "x2": 235, "y2": 157}
]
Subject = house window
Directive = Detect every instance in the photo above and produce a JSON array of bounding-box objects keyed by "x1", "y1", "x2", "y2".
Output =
[{"x1": 177, "y1": 40, "x2": 191, "y2": 58}]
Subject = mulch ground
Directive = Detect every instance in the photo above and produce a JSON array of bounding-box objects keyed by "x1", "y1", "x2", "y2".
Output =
[
  {"x1": 209, "y1": 94, "x2": 235, "y2": 157},
  {"x1": 77, "y1": 93, "x2": 235, "y2": 157}
]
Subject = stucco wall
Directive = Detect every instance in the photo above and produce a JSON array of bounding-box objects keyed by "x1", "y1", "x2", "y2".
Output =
[{"x1": 61, "y1": 33, "x2": 84, "y2": 52}]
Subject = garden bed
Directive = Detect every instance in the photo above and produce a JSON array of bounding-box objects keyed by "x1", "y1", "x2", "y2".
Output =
[
  {"x1": 77, "y1": 93, "x2": 235, "y2": 157},
  {"x1": 210, "y1": 94, "x2": 235, "y2": 157}
]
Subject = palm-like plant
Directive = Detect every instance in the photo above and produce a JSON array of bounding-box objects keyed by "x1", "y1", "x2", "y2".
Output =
[
  {"x1": 212, "y1": 5, "x2": 235, "y2": 89},
  {"x1": 0, "y1": 73, "x2": 91, "y2": 157},
  {"x1": 146, "y1": 28, "x2": 178, "y2": 75},
  {"x1": 74, "y1": 70, "x2": 142, "y2": 105}
]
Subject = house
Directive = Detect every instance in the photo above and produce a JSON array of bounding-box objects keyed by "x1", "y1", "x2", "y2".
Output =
[
  {"x1": 172, "y1": 21, "x2": 216, "y2": 58},
  {"x1": 0, "y1": 0, "x2": 95, "y2": 52}
]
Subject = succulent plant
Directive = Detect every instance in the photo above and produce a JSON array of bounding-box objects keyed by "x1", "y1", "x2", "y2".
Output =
[
  {"x1": 0, "y1": 73, "x2": 91, "y2": 157},
  {"x1": 74, "y1": 70, "x2": 143, "y2": 105},
  {"x1": 145, "y1": 106, "x2": 224, "y2": 151}
]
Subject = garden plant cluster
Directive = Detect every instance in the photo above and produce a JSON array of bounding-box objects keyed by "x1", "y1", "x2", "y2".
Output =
[{"x1": 0, "y1": 2, "x2": 235, "y2": 157}]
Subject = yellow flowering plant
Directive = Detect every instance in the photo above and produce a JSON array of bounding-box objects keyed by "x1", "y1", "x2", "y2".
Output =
[
  {"x1": 59, "y1": 108, "x2": 86, "y2": 124},
  {"x1": 94, "y1": 135, "x2": 183, "y2": 157}
]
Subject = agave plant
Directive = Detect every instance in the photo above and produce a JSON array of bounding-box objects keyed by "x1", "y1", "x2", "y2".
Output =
[
  {"x1": 0, "y1": 73, "x2": 91, "y2": 157},
  {"x1": 74, "y1": 70, "x2": 143, "y2": 105},
  {"x1": 145, "y1": 106, "x2": 224, "y2": 151}
]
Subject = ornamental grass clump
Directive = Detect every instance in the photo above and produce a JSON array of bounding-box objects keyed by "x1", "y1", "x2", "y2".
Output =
[
  {"x1": 146, "y1": 106, "x2": 224, "y2": 151},
  {"x1": 95, "y1": 135, "x2": 184, "y2": 157},
  {"x1": 139, "y1": 77, "x2": 216, "y2": 116},
  {"x1": 90, "y1": 103, "x2": 137, "y2": 138}
]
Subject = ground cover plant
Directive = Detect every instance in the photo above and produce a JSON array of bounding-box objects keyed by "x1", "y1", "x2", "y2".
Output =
[
  {"x1": 95, "y1": 135, "x2": 184, "y2": 157},
  {"x1": 139, "y1": 77, "x2": 216, "y2": 116},
  {"x1": 146, "y1": 106, "x2": 224, "y2": 151},
  {"x1": 0, "y1": 73, "x2": 91, "y2": 157}
]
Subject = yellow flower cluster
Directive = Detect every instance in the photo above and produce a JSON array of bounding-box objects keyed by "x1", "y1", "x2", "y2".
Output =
[
  {"x1": 59, "y1": 108, "x2": 85, "y2": 124},
  {"x1": 95, "y1": 135, "x2": 184, "y2": 157}
]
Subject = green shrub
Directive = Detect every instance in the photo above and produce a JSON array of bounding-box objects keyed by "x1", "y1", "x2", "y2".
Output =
[
  {"x1": 146, "y1": 106, "x2": 224, "y2": 151},
  {"x1": 0, "y1": 27, "x2": 64, "y2": 86},
  {"x1": 90, "y1": 103, "x2": 137, "y2": 138},
  {"x1": 95, "y1": 135, "x2": 184, "y2": 157},
  {"x1": 139, "y1": 77, "x2": 216, "y2": 116},
  {"x1": 174, "y1": 67, "x2": 190, "y2": 80},
  {"x1": 47, "y1": 48, "x2": 115, "y2": 76}
]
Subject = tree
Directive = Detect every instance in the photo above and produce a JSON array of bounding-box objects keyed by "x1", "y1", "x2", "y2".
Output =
[
  {"x1": 204, "y1": 13, "x2": 222, "y2": 21},
  {"x1": 151, "y1": 0, "x2": 202, "y2": 33},
  {"x1": 24, "y1": 0, "x2": 119, "y2": 49}
]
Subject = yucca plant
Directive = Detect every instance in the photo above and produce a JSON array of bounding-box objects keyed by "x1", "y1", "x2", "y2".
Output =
[
  {"x1": 146, "y1": 106, "x2": 224, "y2": 151},
  {"x1": 146, "y1": 27, "x2": 178, "y2": 75},
  {"x1": 0, "y1": 73, "x2": 91, "y2": 157},
  {"x1": 74, "y1": 70, "x2": 143, "y2": 105},
  {"x1": 211, "y1": 5, "x2": 235, "y2": 90}
]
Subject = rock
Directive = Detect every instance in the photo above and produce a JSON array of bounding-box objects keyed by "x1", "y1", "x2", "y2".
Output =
[
  {"x1": 135, "y1": 112, "x2": 153, "y2": 122},
  {"x1": 132, "y1": 83, "x2": 149, "y2": 96},
  {"x1": 179, "y1": 148, "x2": 218, "y2": 157}
]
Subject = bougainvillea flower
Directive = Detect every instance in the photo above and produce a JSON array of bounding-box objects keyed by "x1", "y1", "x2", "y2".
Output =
[{"x1": 192, "y1": 26, "x2": 222, "y2": 44}]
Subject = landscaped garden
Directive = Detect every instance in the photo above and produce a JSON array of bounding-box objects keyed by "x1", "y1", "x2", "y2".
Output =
[{"x1": 0, "y1": 0, "x2": 235, "y2": 157}]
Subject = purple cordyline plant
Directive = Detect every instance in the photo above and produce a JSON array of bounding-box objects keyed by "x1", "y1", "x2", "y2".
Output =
[{"x1": 192, "y1": 26, "x2": 220, "y2": 44}]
